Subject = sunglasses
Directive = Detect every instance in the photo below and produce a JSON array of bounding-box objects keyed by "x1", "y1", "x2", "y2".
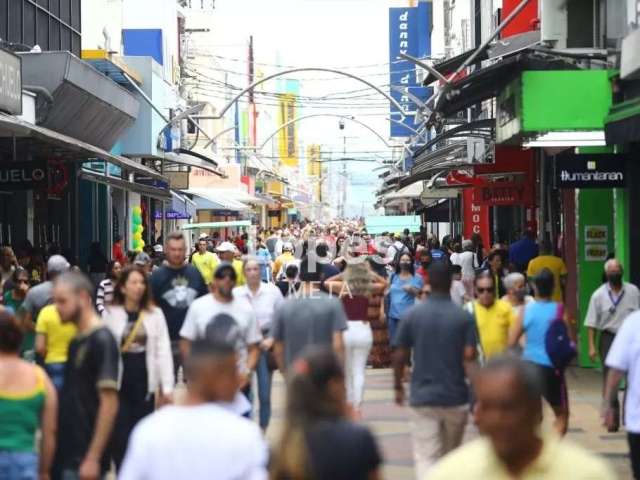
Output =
[{"x1": 477, "y1": 287, "x2": 495, "y2": 294}]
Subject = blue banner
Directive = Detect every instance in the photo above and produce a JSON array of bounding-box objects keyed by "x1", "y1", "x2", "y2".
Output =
[{"x1": 389, "y1": 5, "x2": 431, "y2": 138}]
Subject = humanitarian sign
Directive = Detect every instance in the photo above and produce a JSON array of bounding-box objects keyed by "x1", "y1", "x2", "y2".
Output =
[{"x1": 556, "y1": 154, "x2": 626, "y2": 189}]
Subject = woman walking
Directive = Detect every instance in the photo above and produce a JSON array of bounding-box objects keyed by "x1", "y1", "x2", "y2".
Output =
[
  {"x1": 386, "y1": 252, "x2": 423, "y2": 345},
  {"x1": 96, "y1": 260, "x2": 122, "y2": 315},
  {"x1": 0, "y1": 310, "x2": 57, "y2": 479},
  {"x1": 325, "y1": 261, "x2": 387, "y2": 418},
  {"x1": 271, "y1": 347, "x2": 382, "y2": 480},
  {"x1": 3, "y1": 268, "x2": 33, "y2": 358},
  {"x1": 102, "y1": 265, "x2": 174, "y2": 470},
  {"x1": 509, "y1": 268, "x2": 571, "y2": 435}
]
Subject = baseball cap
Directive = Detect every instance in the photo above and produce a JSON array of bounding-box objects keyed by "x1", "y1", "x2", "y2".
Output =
[
  {"x1": 216, "y1": 241, "x2": 236, "y2": 253},
  {"x1": 214, "y1": 262, "x2": 237, "y2": 280},
  {"x1": 282, "y1": 241, "x2": 294, "y2": 252},
  {"x1": 47, "y1": 255, "x2": 70, "y2": 274},
  {"x1": 198, "y1": 233, "x2": 209, "y2": 240},
  {"x1": 153, "y1": 244, "x2": 163, "y2": 253},
  {"x1": 134, "y1": 252, "x2": 151, "y2": 266}
]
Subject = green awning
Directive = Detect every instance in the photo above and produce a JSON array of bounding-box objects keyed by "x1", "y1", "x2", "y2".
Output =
[
  {"x1": 181, "y1": 221, "x2": 252, "y2": 230},
  {"x1": 365, "y1": 215, "x2": 422, "y2": 235}
]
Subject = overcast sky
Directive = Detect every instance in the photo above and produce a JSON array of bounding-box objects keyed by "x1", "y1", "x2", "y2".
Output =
[{"x1": 206, "y1": 0, "x2": 411, "y2": 216}]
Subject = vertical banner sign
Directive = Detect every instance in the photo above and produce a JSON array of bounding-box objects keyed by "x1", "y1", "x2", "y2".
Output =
[
  {"x1": 278, "y1": 94, "x2": 298, "y2": 168},
  {"x1": 388, "y1": 6, "x2": 431, "y2": 137},
  {"x1": 306, "y1": 145, "x2": 322, "y2": 202},
  {"x1": 463, "y1": 188, "x2": 490, "y2": 247}
]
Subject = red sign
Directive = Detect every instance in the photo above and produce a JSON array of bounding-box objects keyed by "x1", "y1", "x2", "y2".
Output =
[
  {"x1": 463, "y1": 188, "x2": 490, "y2": 247},
  {"x1": 501, "y1": 0, "x2": 539, "y2": 38},
  {"x1": 473, "y1": 181, "x2": 534, "y2": 206}
]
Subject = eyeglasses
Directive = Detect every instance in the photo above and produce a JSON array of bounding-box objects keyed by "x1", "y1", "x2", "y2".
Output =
[{"x1": 477, "y1": 287, "x2": 495, "y2": 294}]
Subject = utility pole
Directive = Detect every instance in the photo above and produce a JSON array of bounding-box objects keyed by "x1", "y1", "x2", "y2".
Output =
[
  {"x1": 341, "y1": 136, "x2": 347, "y2": 218},
  {"x1": 247, "y1": 35, "x2": 256, "y2": 175}
]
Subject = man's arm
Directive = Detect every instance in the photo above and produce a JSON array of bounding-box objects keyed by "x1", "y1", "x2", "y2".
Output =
[
  {"x1": 332, "y1": 331, "x2": 345, "y2": 364},
  {"x1": 274, "y1": 340, "x2": 285, "y2": 373},
  {"x1": 392, "y1": 347, "x2": 410, "y2": 405},
  {"x1": 508, "y1": 310, "x2": 524, "y2": 348},
  {"x1": 179, "y1": 338, "x2": 192, "y2": 363},
  {"x1": 584, "y1": 294, "x2": 600, "y2": 362},
  {"x1": 246, "y1": 343, "x2": 260, "y2": 374},
  {"x1": 79, "y1": 389, "x2": 118, "y2": 480},
  {"x1": 463, "y1": 345, "x2": 479, "y2": 381},
  {"x1": 35, "y1": 333, "x2": 47, "y2": 360}
]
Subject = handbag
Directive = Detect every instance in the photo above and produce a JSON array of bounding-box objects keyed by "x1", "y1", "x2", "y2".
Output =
[{"x1": 121, "y1": 311, "x2": 145, "y2": 353}]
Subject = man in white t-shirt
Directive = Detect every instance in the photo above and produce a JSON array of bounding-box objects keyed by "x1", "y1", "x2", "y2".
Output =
[
  {"x1": 604, "y1": 310, "x2": 640, "y2": 479},
  {"x1": 180, "y1": 263, "x2": 261, "y2": 395},
  {"x1": 119, "y1": 340, "x2": 268, "y2": 480}
]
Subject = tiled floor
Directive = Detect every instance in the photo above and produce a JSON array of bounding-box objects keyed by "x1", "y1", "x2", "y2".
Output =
[{"x1": 263, "y1": 367, "x2": 633, "y2": 480}]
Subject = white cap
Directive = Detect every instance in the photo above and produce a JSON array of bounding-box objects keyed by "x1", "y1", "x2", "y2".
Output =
[
  {"x1": 216, "y1": 241, "x2": 236, "y2": 253},
  {"x1": 282, "y1": 241, "x2": 294, "y2": 252},
  {"x1": 198, "y1": 233, "x2": 209, "y2": 240},
  {"x1": 153, "y1": 244, "x2": 164, "y2": 253}
]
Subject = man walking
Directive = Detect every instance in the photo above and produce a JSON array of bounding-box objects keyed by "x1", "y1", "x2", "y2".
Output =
[
  {"x1": 604, "y1": 308, "x2": 640, "y2": 479},
  {"x1": 52, "y1": 272, "x2": 119, "y2": 480},
  {"x1": 467, "y1": 272, "x2": 516, "y2": 361},
  {"x1": 215, "y1": 242, "x2": 245, "y2": 286},
  {"x1": 508, "y1": 229, "x2": 539, "y2": 273},
  {"x1": 119, "y1": 339, "x2": 268, "y2": 480},
  {"x1": 233, "y1": 258, "x2": 284, "y2": 430},
  {"x1": 394, "y1": 262, "x2": 478, "y2": 479},
  {"x1": 527, "y1": 239, "x2": 568, "y2": 303},
  {"x1": 150, "y1": 231, "x2": 208, "y2": 373},
  {"x1": 586, "y1": 258, "x2": 640, "y2": 430},
  {"x1": 190, "y1": 237, "x2": 219, "y2": 285},
  {"x1": 180, "y1": 263, "x2": 261, "y2": 401},
  {"x1": 271, "y1": 256, "x2": 347, "y2": 372},
  {"x1": 429, "y1": 356, "x2": 615, "y2": 480}
]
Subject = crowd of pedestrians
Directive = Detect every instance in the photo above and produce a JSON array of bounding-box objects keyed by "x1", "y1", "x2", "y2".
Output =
[{"x1": 0, "y1": 221, "x2": 636, "y2": 479}]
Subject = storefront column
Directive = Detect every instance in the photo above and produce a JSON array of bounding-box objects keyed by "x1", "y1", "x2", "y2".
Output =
[{"x1": 614, "y1": 188, "x2": 630, "y2": 276}]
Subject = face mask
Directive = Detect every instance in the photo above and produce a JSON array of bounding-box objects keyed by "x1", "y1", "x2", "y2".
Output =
[
  {"x1": 608, "y1": 273, "x2": 623, "y2": 287},
  {"x1": 421, "y1": 261, "x2": 430, "y2": 269},
  {"x1": 399, "y1": 262, "x2": 412, "y2": 270}
]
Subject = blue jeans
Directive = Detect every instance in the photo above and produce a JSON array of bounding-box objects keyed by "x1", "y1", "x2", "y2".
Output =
[
  {"x1": 45, "y1": 362, "x2": 66, "y2": 393},
  {"x1": 256, "y1": 351, "x2": 273, "y2": 429},
  {"x1": 388, "y1": 317, "x2": 401, "y2": 347},
  {"x1": 0, "y1": 451, "x2": 37, "y2": 480}
]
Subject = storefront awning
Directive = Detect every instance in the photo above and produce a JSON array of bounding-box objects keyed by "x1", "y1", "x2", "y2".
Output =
[
  {"x1": 163, "y1": 151, "x2": 226, "y2": 177},
  {"x1": 0, "y1": 113, "x2": 166, "y2": 181},
  {"x1": 181, "y1": 220, "x2": 252, "y2": 230},
  {"x1": 184, "y1": 188, "x2": 251, "y2": 212},
  {"x1": 19, "y1": 51, "x2": 140, "y2": 151},
  {"x1": 79, "y1": 169, "x2": 170, "y2": 200},
  {"x1": 383, "y1": 181, "x2": 424, "y2": 201}
]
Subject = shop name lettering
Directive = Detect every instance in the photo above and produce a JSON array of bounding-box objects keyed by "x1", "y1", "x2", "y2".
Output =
[
  {"x1": 480, "y1": 185, "x2": 526, "y2": 203},
  {"x1": 393, "y1": 10, "x2": 414, "y2": 112},
  {"x1": 0, "y1": 61, "x2": 21, "y2": 103},
  {"x1": 0, "y1": 168, "x2": 46, "y2": 184},
  {"x1": 471, "y1": 204, "x2": 482, "y2": 234},
  {"x1": 560, "y1": 170, "x2": 623, "y2": 182}
]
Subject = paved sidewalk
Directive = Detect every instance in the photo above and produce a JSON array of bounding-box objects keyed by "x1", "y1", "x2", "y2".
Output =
[{"x1": 264, "y1": 367, "x2": 633, "y2": 479}]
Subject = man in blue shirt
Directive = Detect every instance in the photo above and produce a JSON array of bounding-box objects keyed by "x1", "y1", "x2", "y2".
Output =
[{"x1": 508, "y1": 229, "x2": 538, "y2": 273}]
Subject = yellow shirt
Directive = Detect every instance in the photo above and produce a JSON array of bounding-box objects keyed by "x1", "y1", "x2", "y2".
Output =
[
  {"x1": 34, "y1": 305, "x2": 78, "y2": 364},
  {"x1": 472, "y1": 299, "x2": 516, "y2": 359},
  {"x1": 273, "y1": 252, "x2": 294, "y2": 278},
  {"x1": 232, "y1": 259, "x2": 245, "y2": 287},
  {"x1": 428, "y1": 434, "x2": 615, "y2": 480},
  {"x1": 191, "y1": 251, "x2": 219, "y2": 285},
  {"x1": 527, "y1": 255, "x2": 568, "y2": 302}
]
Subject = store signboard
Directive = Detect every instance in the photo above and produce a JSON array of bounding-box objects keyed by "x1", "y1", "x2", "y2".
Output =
[
  {"x1": 463, "y1": 188, "x2": 490, "y2": 248},
  {"x1": 154, "y1": 210, "x2": 191, "y2": 220},
  {"x1": 0, "y1": 49, "x2": 22, "y2": 115},
  {"x1": 584, "y1": 225, "x2": 608, "y2": 243},
  {"x1": 473, "y1": 182, "x2": 534, "y2": 206},
  {"x1": 388, "y1": 6, "x2": 431, "y2": 137},
  {"x1": 585, "y1": 243, "x2": 608, "y2": 262},
  {"x1": 0, "y1": 161, "x2": 47, "y2": 191},
  {"x1": 555, "y1": 154, "x2": 626, "y2": 189}
]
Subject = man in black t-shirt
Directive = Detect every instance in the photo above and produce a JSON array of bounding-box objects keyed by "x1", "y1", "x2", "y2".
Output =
[
  {"x1": 150, "y1": 231, "x2": 208, "y2": 372},
  {"x1": 52, "y1": 271, "x2": 119, "y2": 480}
]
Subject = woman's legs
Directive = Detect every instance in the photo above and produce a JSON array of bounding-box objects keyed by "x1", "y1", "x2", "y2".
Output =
[{"x1": 344, "y1": 322, "x2": 373, "y2": 410}]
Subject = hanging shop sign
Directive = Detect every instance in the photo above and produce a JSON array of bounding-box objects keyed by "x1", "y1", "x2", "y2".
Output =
[
  {"x1": 0, "y1": 161, "x2": 47, "y2": 191},
  {"x1": 154, "y1": 210, "x2": 191, "y2": 220},
  {"x1": 555, "y1": 154, "x2": 626, "y2": 189},
  {"x1": 0, "y1": 48, "x2": 22, "y2": 115},
  {"x1": 473, "y1": 181, "x2": 534, "y2": 206},
  {"x1": 134, "y1": 173, "x2": 169, "y2": 190},
  {"x1": 584, "y1": 225, "x2": 608, "y2": 243},
  {"x1": 388, "y1": 6, "x2": 431, "y2": 137},
  {"x1": 463, "y1": 188, "x2": 490, "y2": 247}
]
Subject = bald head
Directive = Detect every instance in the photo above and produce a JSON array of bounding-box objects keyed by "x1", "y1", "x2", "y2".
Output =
[{"x1": 604, "y1": 258, "x2": 622, "y2": 275}]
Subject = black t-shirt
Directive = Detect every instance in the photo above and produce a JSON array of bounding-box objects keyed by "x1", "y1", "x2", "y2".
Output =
[
  {"x1": 57, "y1": 326, "x2": 119, "y2": 474},
  {"x1": 276, "y1": 280, "x2": 301, "y2": 297},
  {"x1": 306, "y1": 419, "x2": 381, "y2": 480},
  {"x1": 149, "y1": 264, "x2": 207, "y2": 340}
]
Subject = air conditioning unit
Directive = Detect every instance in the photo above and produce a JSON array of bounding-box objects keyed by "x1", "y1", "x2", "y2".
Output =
[{"x1": 540, "y1": 0, "x2": 567, "y2": 48}]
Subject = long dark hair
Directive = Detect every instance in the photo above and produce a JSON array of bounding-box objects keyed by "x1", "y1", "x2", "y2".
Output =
[
  {"x1": 394, "y1": 252, "x2": 415, "y2": 275},
  {"x1": 106, "y1": 260, "x2": 120, "y2": 281},
  {"x1": 112, "y1": 265, "x2": 152, "y2": 311},
  {"x1": 270, "y1": 348, "x2": 345, "y2": 480}
]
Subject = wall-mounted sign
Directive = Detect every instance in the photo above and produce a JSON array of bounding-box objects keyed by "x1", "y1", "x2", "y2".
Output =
[
  {"x1": 0, "y1": 48, "x2": 22, "y2": 115},
  {"x1": 585, "y1": 225, "x2": 608, "y2": 244},
  {"x1": 473, "y1": 182, "x2": 534, "y2": 206},
  {"x1": 134, "y1": 174, "x2": 169, "y2": 190},
  {"x1": 463, "y1": 188, "x2": 490, "y2": 248},
  {"x1": 154, "y1": 210, "x2": 191, "y2": 220},
  {"x1": 212, "y1": 210, "x2": 239, "y2": 217},
  {"x1": 0, "y1": 161, "x2": 47, "y2": 191},
  {"x1": 556, "y1": 154, "x2": 627, "y2": 189},
  {"x1": 585, "y1": 243, "x2": 609, "y2": 262}
]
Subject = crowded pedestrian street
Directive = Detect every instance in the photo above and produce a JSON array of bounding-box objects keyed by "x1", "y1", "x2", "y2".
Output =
[{"x1": 2, "y1": 0, "x2": 640, "y2": 479}]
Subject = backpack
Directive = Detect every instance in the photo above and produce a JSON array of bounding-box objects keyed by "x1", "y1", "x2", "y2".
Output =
[{"x1": 544, "y1": 304, "x2": 576, "y2": 370}]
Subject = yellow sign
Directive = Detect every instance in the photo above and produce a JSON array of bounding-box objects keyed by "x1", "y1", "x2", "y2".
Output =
[
  {"x1": 278, "y1": 94, "x2": 298, "y2": 168},
  {"x1": 584, "y1": 225, "x2": 608, "y2": 243},
  {"x1": 306, "y1": 144, "x2": 321, "y2": 177},
  {"x1": 266, "y1": 180, "x2": 284, "y2": 196}
]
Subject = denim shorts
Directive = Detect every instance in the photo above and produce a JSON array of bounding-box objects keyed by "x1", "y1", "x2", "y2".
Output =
[{"x1": 0, "y1": 451, "x2": 38, "y2": 480}]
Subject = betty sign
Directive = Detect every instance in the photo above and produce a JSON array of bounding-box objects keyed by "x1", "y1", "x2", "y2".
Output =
[{"x1": 0, "y1": 161, "x2": 47, "y2": 191}]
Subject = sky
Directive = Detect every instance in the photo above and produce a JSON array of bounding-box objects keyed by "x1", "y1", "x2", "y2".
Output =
[{"x1": 202, "y1": 0, "x2": 412, "y2": 217}]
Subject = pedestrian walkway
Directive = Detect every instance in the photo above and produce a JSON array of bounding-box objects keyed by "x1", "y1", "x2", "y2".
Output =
[{"x1": 264, "y1": 367, "x2": 633, "y2": 479}]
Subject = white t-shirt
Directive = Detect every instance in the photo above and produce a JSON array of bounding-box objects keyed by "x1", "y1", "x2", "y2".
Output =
[
  {"x1": 180, "y1": 294, "x2": 261, "y2": 373},
  {"x1": 233, "y1": 283, "x2": 284, "y2": 331},
  {"x1": 454, "y1": 251, "x2": 478, "y2": 279},
  {"x1": 605, "y1": 311, "x2": 640, "y2": 433},
  {"x1": 119, "y1": 404, "x2": 268, "y2": 480},
  {"x1": 450, "y1": 280, "x2": 466, "y2": 306}
]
